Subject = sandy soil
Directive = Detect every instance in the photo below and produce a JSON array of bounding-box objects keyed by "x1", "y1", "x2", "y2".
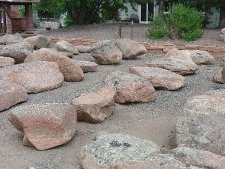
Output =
[{"x1": 0, "y1": 52, "x2": 224, "y2": 169}]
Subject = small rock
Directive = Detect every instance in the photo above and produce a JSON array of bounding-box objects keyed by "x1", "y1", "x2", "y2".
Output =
[
  {"x1": 130, "y1": 67, "x2": 185, "y2": 90},
  {"x1": 55, "y1": 40, "x2": 79, "y2": 54},
  {"x1": 72, "y1": 87, "x2": 116, "y2": 123},
  {"x1": 104, "y1": 71, "x2": 156, "y2": 103},
  {"x1": 24, "y1": 35, "x2": 52, "y2": 49},
  {"x1": 0, "y1": 80, "x2": 28, "y2": 112},
  {"x1": 0, "y1": 42, "x2": 34, "y2": 63},
  {"x1": 25, "y1": 48, "x2": 84, "y2": 82},
  {"x1": 0, "y1": 61, "x2": 64, "y2": 93},
  {"x1": 76, "y1": 45, "x2": 91, "y2": 53},
  {"x1": 91, "y1": 41, "x2": 122, "y2": 65},
  {"x1": 115, "y1": 39, "x2": 147, "y2": 59},
  {"x1": 8, "y1": 103, "x2": 77, "y2": 150},
  {"x1": 76, "y1": 60, "x2": 98, "y2": 73},
  {"x1": 0, "y1": 56, "x2": 14, "y2": 67}
]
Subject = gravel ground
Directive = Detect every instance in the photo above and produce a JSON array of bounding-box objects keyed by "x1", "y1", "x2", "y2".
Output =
[
  {"x1": 0, "y1": 52, "x2": 224, "y2": 169},
  {"x1": 39, "y1": 23, "x2": 225, "y2": 47}
]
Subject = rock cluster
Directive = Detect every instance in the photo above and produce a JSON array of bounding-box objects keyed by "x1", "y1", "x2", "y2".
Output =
[
  {"x1": 1, "y1": 33, "x2": 222, "y2": 166},
  {"x1": 90, "y1": 39, "x2": 147, "y2": 64}
]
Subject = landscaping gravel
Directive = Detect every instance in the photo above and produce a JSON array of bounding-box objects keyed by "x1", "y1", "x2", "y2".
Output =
[{"x1": 0, "y1": 52, "x2": 224, "y2": 169}]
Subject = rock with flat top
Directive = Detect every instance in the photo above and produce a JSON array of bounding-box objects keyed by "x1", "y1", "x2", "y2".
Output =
[
  {"x1": 72, "y1": 87, "x2": 116, "y2": 123},
  {"x1": 77, "y1": 60, "x2": 98, "y2": 73},
  {"x1": 104, "y1": 71, "x2": 156, "y2": 103},
  {"x1": 8, "y1": 103, "x2": 77, "y2": 150},
  {"x1": 130, "y1": 67, "x2": 185, "y2": 90},
  {"x1": 0, "y1": 42, "x2": 33, "y2": 63},
  {"x1": 147, "y1": 58, "x2": 198, "y2": 75},
  {"x1": 56, "y1": 40, "x2": 79, "y2": 54},
  {"x1": 0, "y1": 61, "x2": 64, "y2": 93},
  {"x1": 115, "y1": 39, "x2": 147, "y2": 59}
]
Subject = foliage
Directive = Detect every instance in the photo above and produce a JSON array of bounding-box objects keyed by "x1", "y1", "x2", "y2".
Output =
[
  {"x1": 148, "y1": 4, "x2": 203, "y2": 41},
  {"x1": 35, "y1": 0, "x2": 148, "y2": 25},
  {"x1": 148, "y1": 14, "x2": 168, "y2": 39}
]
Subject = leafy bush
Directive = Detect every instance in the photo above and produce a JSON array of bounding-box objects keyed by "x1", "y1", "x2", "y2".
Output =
[
  {"x1": 148, "y1": 14, "x2": 168, "y2": 39},
  {"x1": 148, "y1": 4, "x2": 203, "y2": 41}
]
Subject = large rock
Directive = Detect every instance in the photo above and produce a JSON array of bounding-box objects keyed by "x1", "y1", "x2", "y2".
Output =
[
  {"x1": 115, "y1": 39, "x2": 147, "y2": 59},
  {"x1": 55, "y1": 40, "x2": 79, "y2": 55},
  {"x1": 91, "y1": 41, "x2": 122, "y2": 65},
  {"x1": 147, "y1": 58, "x2": 198, "y2": 75},
  {"x1": 176, "y1": 90, "x2": 225, "y2": 155},
  {"x1": 0, "y1": 42, "x2": 33, "y2": 63},
  {"x1": 0, "y1": 80, "x2": 28, "y2": 112},
  {"x1": 76, "y1": 45, "x2": 91, "y2": 53},
  {"x1": 8, "y1": 103, "x2": 77, "y2": 150},
  {"x1": 165, "y1": 49, "x2": 194, "y2": 62},
  {"x1": 213, "y1": 69, "x2": 225, "y2": 84},
  {"x1": 24, "y1": 35, "x2": 52, "y2": 49},
  {"x1": 0, "y1": 61, "x2": 64, "y2": 93},
  {"x1": 172, "y1": 147, "x2": 225, "y2": 169},
  {"x1": 190, "y1": 50, "x2": 215, "y2": 65},
  {"x1": 25, "y1": 48, "x2": 84, "y2": 82},
  {"x1": 104, "y1": 71, "x2": 156, "y2": 103},
  {"x1": 0, "y1": 33, "x2": 23, "y2": 45},
  {"x1": 165, "y1": 49, "x2": 215, "y2": 65},
  {"x1": 72, "y1": 87, "x2": 116, "y2": 123},
  {"x1": 80, "y1": 133, "x2": 161, "y2": 169},
  {"x1": 77, "y1": 60, "x2": 98, "y2": 73},
  {"x1": 130, "y1": 67, "x2": 185, "y2": 90},
  {"x1": 0, "y1": 56, "x2": 14, "y2": 67}
]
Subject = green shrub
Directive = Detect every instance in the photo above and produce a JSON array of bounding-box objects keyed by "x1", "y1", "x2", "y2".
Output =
[
  {"x1": 148, "y1": 4, "x2": 203, "y2": 41},
  {"x1": 148, "y1": 14, "x2": 168, "y2": 39}
]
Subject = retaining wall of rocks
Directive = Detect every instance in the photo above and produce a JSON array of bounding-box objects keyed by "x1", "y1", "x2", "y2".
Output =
[{"x1": 50, "y1": 37, "x2": 225, "y2": 56}]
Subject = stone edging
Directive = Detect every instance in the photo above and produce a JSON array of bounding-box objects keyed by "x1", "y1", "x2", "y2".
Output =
[{"x1": 50, "y1": 37, "x2": 225, "y2": 56}]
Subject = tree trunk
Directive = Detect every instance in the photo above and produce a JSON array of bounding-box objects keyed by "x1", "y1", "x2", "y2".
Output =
[
  {"x1": 159, "y1": 0, "x2": 165, "y2": 14},
  {"x1": 220, "y1": 7, "x2": 225, "y2": 28}
]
